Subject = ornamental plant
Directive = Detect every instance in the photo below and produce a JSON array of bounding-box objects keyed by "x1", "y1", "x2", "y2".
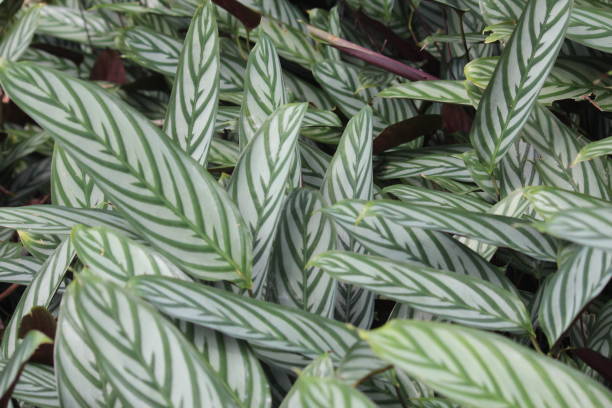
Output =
[{"x1": 0, "y1": 0, "x2": 611, "y2": 407}]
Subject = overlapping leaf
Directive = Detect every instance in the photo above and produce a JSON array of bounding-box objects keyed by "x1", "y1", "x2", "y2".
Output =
[{"x1": 0, "y1": 61, "x2": 253, "y2": 287}]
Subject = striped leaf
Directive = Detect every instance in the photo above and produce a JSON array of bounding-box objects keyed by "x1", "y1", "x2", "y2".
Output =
[
  {"x1": 284, "y1": 71, "x2": 334, "y2": 109},
  {"x1": 117, "y1": 26, "x2": 180, "y2": 76},
  {"x1": 574, "y1": 136, "x2": 612, "y2": 165},
  {"x1": 566, "y1": 6, "x2": 612, "y2": 53},
  {"x1": 257, "y1": 18, "x2": 321, "y2": 67},
  {"x1": 378, "y1": 146, "x2": 472, "y2": 182},
  {"x1": 498, "y1": 139, "x2": 541, "y2": 197},
  {"x1": 522, "y1": 104, "x2": 609, "y2": 200},
  {"x1": 0, "y1": 330, "x2": 51, "y2": 401},
  {"x1": 55, "y1": 281, "x2": 120, "y2": 408},
  {"x1": 325, "y1": 199, "x2": 559, "y2": 261},
  {"x1": 164, "y1": 1, "x2": 220, "y2": 165},
  {"x1": 270, "y1": 188, "x2": 336, "y2": 317},
  {"x1": 0, "y1": 362, "x2": 59, "y2": 408},
  {"x1": 465, "y1": 57, "x2": 612, "y2": 104},
  {"x1": 378, "y1": 80, "x2": 471, "y2": 105},
  {"x1": 0, "y1": 205, "x2": 135, "y2": 237},
  {"x1": 0, "y1": 62, "x2": 253, "y2": 287},
  {"x1": 72, "y1": 274, "x2": 241, "y2": 407},
  {"x1": 0, "y1": 5, "x2": 42, "y2": 61},
  {"x1": 71, "y1": 225, "x2": 190, "y2": 285},
  {"x1": 319, "y1": 197, "x2": 515, "y2": 291},
  {"x1": 383, "y1": 185, "x2": 491, "y2": 212},
  {"x1": 536, "y1": 206, "x2": 612, "y2": 250},
  {"x1": 311, "y1": 251, "x2": 531, "y2": 333},
  {"x1": 538, "y1": 245, "x2": 612, "y2": 347},
  {"x1": 522, "y1": 186, "x2": 610, "y2": 219},
  {"x1": 280, "y1": 375, "x2": 375, "y2": 408},
  {"x1": 179, "y1": 323, "x2": 271, "y2": 408},
  {"x1": 364, "y1": 320, "x2": 612, "y2": 408},
  {"x1": 129, "y1": 275, "x2": 360, "y2": 369},
  {"x1": 588, "y1": 300, "x2": 612, "y2": 357},
  {"x1": 37, "y1": 6, "x2": 114, "y2": 47},
  {"x1": 321, "y1": 107, "x2": 375, "y2": 329},
  {"x1": 51, "y1": 145, "x2": 104, "y2": 208},
  {"x1": 229, "y1": 103, "x2": 307, "y2": 297},
  {"x1": 468, "y1": 0, "x2": 572, "y2": 171},
  {"x1": 239, "y1": 34, "x2": 287, "y2": 148},
  {"x1": 0, "y1": 257, "x2": 40, "y2": 285},
  {"x1": 18, "y1": 232, "x2": 62, "y2": 261},
  {"x1": 313, "y1": 60, "x2": 387, "y2": 134},
  {"x1": 1, "y1": 238, "x2": 74, "y2": 358}
]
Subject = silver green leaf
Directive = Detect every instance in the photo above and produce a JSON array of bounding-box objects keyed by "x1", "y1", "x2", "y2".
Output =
[{"x1": 364, "y1": 320, "x2": 612, "y2": 408}]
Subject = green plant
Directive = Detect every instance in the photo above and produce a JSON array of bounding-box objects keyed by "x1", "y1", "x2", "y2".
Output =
[{"x1": 0, "y1": 0, "x2": 611, "y2": 406}]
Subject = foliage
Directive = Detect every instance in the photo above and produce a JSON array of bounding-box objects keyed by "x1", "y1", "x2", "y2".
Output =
[{"x1": 0, "y1": 0, "x2": 611, "y2": 406}]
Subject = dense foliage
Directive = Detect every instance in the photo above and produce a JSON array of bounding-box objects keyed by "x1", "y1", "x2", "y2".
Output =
[{"x1": 0, "y1": 0, "x2": 611, "y2": 406}]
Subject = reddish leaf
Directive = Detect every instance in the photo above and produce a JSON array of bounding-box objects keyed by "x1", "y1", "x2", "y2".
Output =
[
  {"x1": 442, "y1": 104, "x2": 473, "y2": 133},
  {"x1": 18, "y1": 307, "x2": 56, "y2": 366},
  {"x1": 90, "y1": 50, "x2": 127, "y2": 85},
  {"x1": 373, "y1": 114, "x2": 442, "y2": 154}
]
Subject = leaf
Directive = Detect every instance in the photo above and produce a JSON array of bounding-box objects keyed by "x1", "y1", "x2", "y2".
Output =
[
  {"x1": 574, "y1": 135, "x2": 612, "y2": 165},
  {"x1": 164, "y1": 0, "x2": 220, "y2": 165},
  {"x1": 378, "y1": 145, "x2": 472, "y2": 182},
  {"x1": 71, "y1": 274, "x2": 241, "y2": 407},
  {"x1": 378, "y1": 80, "x2": 471, "y2": 105},
  {"x1": 300, "y1": 141, "x2": 331, "y2": 190},
  {"x1": 37, "y1": 6, "x2": 115, "y2": 47},
  {"x1": 238, "y1": 34, "x2": 287, "y2": 148},
  {"x1": 320, "y1": 197, "x2": 515, "y2": 291},
  {"x1": 280, "y1": 376, "x2": 375, "y2": 408},
  {"x1": 0, "y1": 362, "x2": 59, "y2": 408},
  {"x1": 0, "y1": 205, "x2": 133, "y2": 237},
  {"x1": 129, "y1": 275, "x2": 360, "y2": 369},
  {"x1": 311, "y1": 251, "x2": 531, "y2": 333},
  {"x1": 270, "y1": 188, "x2": 336, "y2": 317},
  {"x1": 0, "y1": 62, "x2": 253, "y2": 287},
  {"x1": 522, "y1": 104, "x2": 610, "y2": 200},
  {"x1": 566, "y1": 6, "x2": 612, "y2": 53},
  {"x1": 51, "y1": 145, "x2": 104, "y2": 208},
  {"x1": 0, "y1": 257, "x2": 40, "y2": 285},
  {"x1": 538, "y1": 245, "x2": 612, "y2": 347},
  {"x1": 71, "y1": 225, "x2": 191, "y2": 285},
  {"x1": 229, "y1": 103, "x2": 307, "y2": 296},
  {"x1": 117, "y1": 26, "x2": 180, "y2": 76},
  {"x1": 1, "y1": 238, "x2": 74, "y2": 358},
  {"x1": 257, "y1": 18, "x2": 321, "y2": 67},
  {"x1": 588, "y1": 300, "x2": 612, "y2": 356},
  {"x1": 364, "y1": 320, "x2": 612, "y2": 408},
  {"x1": 179, "y1": 323, "x2": 272, "y2": 408},
  {"x1": 536, "y1": 206, "x2": 612, "y2": 250},
  {"x1": 522, "y1": 186, "x2": 610, "y2": 220},
  {"x1": 321, "y1": 107, "x2": 375, "y2": 329},
  {"x1": 468, "y1": 0, "x2": 572, "y2": 171},
  {"x1": 0, "y1": 331, "x2": 51, "y2": 402},
  {"x1": 383, "y1": 185, "x2": 491, "y2": 212},
  {"x1": 0, "y1": 4, "x2": 42, "y2": 61},
  {"x1": 325, "y1": 199, "x2": 559, "y2": 261}
]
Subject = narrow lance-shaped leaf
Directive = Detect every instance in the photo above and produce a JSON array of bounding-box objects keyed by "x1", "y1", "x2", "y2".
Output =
[
  {"x1": 72, "y1": 274, "x2": 241, "y2": 407},
  {"x1": 0, "y1": 362, "x2": 58, "y2": 408},
  {"x1": 0, "y1": 62, "x2": 253, "y2": 287},
  {"x1": 280, "y1": 375, "x2": 375, "y2": 408},
  {"x1": 538, "y1": 245, "x2": 612, "y2": 347},
  {"x1": 378, "y1": 80, "x2": 471, "y2": 105},
  {"x1": 0, "y1": 257, "x2": 41, "y2": 285},
  {"x1": 383, "y1": 184, "x2": 491, "y2": 212},
  {"x1": 229, "y1": 103, "x2": 307, "y2": 297},
  {"x1": 573, "y1": 136, "x2": 612, "y2": 165},
  {"x1": 364, "y1": 320, "x2": 612, "y2": 408},
  {"x1": 320, "y1": 198, "x2": 516, "y2": 291},
  {"x1": 311, "y1": 251, "x2": 531, "y2": 333},
  {"x1": 0, "y1": 330, "x2": 51, "y2": 401},
  {"x1": 164, "y1": 0, "x2": 220, "y2": 165},
  {"x1": 321, "y1": 107, "x2": 376, "y2": 329},
  {"x1": 536, "y1": 206, "x2": 612, "y2": 250},
  {"x1": 0, "y1": 4, "x2": 43, "y2": 61},
  {"x1": 239, "y1": 34, "x2": 287, "y2": 148},
  {"x1": 51, "y1": 145, "x2": 104, "y2": 208},
  {"x1": 130, "y1": 275, "x2": 360, "y2": 369},
  {"x1": 469, "y1": 0, "x2": 572, "y2": 171},
  {"x1": 270, "y1": 188, "x2": 336, "y2": 318},
  {"x1": 566, "y1": 6, "x2": 612, "y2": 54},
  {"x1": 1, "y1": 238, "x2": 74, "y2": 358},
  {"x1": 325, "y1": 199, "x2": 559, "y2": 261}
]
